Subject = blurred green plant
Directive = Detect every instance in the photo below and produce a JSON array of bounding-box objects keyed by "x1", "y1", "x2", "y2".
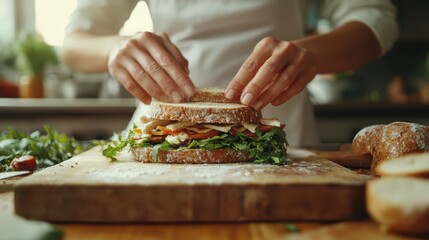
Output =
[
  {"x1": 0, "y1": 42, "x2": 16, "y2": 70},
  {"x1": 14, "y1": 32, "x2": 59, "y2": 76}
]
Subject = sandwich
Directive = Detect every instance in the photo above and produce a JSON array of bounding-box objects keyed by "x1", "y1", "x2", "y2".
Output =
[{"x1": 103, "y1": 87, "x2": 288, "y2": 164}]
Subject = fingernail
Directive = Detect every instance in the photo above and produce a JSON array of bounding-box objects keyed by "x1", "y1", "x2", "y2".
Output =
[
  {"x1": 241, "y1": 93, "x2": 253, "y2": 105},
  {"x1": 184, "y1": 85, "x2": 194, "y2": 97},
  {"x1": 225, "y1": 89, "x2": 235, "y2": 99},
  {"x1": 172, "y1": 91, "x2": 182, "y2": 102},
  {"x1": 253, "y1": 100, "x2": 263, "y2": 110}
]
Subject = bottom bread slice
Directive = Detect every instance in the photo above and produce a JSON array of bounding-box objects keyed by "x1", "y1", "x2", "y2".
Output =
[
  {"x1": 366, "y1": 177, "x2": 429, "y2": 235},
  {"x1": 131, "y1": 147, "x2": 250, "y2": 164}
]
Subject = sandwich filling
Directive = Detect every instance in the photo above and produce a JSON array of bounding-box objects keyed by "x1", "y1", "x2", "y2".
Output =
[{"x1": 103, "y1": 117, "x2": 289, "y2": 164}]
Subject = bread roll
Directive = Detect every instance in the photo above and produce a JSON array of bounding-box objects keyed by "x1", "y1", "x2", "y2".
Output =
[
  {"x1": 378, "y1": 152, "x2": 429, "y2": 178},
  {"x1": 352, "y1": 124, "x2": 385, "y2": 155},
  {"x1": 371, "y1": 122, "x2": 429, "y2": 175},
  {"x1": 367, "y1": 177, "x2": 429, "y2": 235}
]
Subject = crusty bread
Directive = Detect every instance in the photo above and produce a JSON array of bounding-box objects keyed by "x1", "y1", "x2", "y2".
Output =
[
  {"x1": 371, "y1": 122, "x2": 429, "y2": 175},
  {"x1": 187, "y1": 87, "x2": 239, "y2": 103},
  {"x1": 352, "y1": 124, "x2": 385, "y2": 155},
  {"x1": 378, "y1": 152, "x2": 429, "y2": 178},
  {"x1": 367, "y1": 177, "x2": 429, "y2": 235},
  {"x1": 132, "y1": 147, "x2": 250, "y2": 163},
  {"x1": 147, "y1": 101, "x2": 262, "y2": 124}
]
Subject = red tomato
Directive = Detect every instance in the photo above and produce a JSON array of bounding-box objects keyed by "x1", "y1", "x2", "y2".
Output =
[
  {"x1": 10, "y1": 155, "x2": 37, "y2": 172},
  {"x1": 188, "y1": 130, "x2": 220, "y2": 139},
  {"x1": 257, "y1": 124, "x2": 286, "y2": 132}
]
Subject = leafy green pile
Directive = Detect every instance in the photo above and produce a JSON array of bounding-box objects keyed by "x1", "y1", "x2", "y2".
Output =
[
  {"x1": 0, "y1": 126, "x2": 83, "y2": 172},
  {"x1": 103, "y1": 127, "x2": 289, "y2": 165}
]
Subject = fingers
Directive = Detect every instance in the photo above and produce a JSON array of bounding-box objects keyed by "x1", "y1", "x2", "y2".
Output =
[
  {"x1": 253, "y1": 50, "x2": 316, "y2": 110},
  {"x1": 122, "y1": 57, "x2": 171, "y2": 102},
  {"x1": 142, "y1": 35, "x2": 195, "y2": 98},
  {"x1": 158, "y1": 32, "x2": 189, "y2": 73},
  {"x1": 108, "y1": 31, "x2": 195, "y2": 104},
  {"x1": 113, "y1": 67, "x2": 151, "y2": 104},
  {"x1": 227, "y1": 37, "x2": 317, "y2": 110},
  {"x1": 272, "y1": 69, "x2": 316, "y2": 106},
  {"x1": 130, "y1": 47, "x2": 185, "y2": 102},
  {"x1": 226, "y1": 38, "x2": 275, "y2": 102},
  {"x1": 240, "y1": 41, "x2": 297, "y2": 107}
]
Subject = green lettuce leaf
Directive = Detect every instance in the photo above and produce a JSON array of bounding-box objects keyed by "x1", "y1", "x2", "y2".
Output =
[{"x1": 102, "y1": 127, "x2": 289, "y2": 165}]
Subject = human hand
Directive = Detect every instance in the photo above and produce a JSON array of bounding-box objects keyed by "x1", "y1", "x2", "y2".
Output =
[
  {"x1": 108, "y1": 32, "x2": 195, "y2": 104},
  {"x1": 226, "y1": 37, "x2": 317, "y2": 110}
]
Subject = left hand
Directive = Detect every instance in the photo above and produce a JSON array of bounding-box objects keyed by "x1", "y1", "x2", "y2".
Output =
[{"x1": 226, "y1": 37, "x2": 317, "y2": 110}]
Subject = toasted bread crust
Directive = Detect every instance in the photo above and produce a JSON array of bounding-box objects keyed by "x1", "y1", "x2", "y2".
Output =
[
  {"x1": 352, "y1": 124, "x2": 385, "y2": 155},
  {"x1": 187, "y1": 87, "x2": 239, "y2": 103},
  {"x1": 371, "y1": 122, "x2": 429, "y2": 175},
  {"x1": 132, "y1": 147, "x2": 250, "y2": 163},
  {"x1": 147, "y1": 101, "x2": 262, "y2": 124},
  {"x1": 351, "y1": 122, "x2": 429, "y2": 175}
]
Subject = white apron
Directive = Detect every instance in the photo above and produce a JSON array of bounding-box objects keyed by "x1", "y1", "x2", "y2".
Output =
[{"x1": 128, "y1": 0, "x2": 319, "y2": 146}]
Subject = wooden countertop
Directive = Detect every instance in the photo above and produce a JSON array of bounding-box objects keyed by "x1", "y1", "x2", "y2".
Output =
[
  {"x1": 0, "y1": 98, "x2": 137, "y2": 116},
  {"x1": 0, "y1": 190, "x2": 419, "y2": 240},
  {"x1": 0, "y1": 151, "x2": 423, "y2": 240}
]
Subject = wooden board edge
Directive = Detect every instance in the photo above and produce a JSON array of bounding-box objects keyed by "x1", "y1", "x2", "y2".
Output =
[{"x1": 14, "y1": 183, "x2": 366, "y2": 223}]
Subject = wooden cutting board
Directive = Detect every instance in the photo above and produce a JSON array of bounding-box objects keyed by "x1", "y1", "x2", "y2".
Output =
[{"x1": 14, "y1": 147, "x2": 371, "y2": 223}]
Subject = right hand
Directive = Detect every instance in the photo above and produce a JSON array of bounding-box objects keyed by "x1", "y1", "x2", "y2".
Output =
[{"x1": 108, "y1": 32, "x2": 195, "y2": 104}]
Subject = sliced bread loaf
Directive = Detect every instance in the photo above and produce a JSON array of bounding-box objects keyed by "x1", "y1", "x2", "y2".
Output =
[
  {"x1": 378, "y1": 152, "x2": 429, "y2": 178},
  {"x1": 367, "y1": 177, "x2": 429, "y2": 235}
]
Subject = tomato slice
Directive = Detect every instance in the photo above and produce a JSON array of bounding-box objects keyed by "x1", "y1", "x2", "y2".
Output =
[
  {"x1": 241, "y1": 130, "x2": 257, "y2": 137},
  {"x1": 188, "y1": 130, "x2": 220, "y2": 139},
  {"x1": 157, "y1": 126, "x2": 182, "y2": 135},
  {"x1": 257, "y1": 124, "x2": 285, "y2": 132},
  {"x1": 10, "y1": 155, "x2": 37, "y2": 172}
]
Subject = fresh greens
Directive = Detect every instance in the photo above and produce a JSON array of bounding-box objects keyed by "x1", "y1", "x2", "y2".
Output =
[
  {"x1": 0, "y1": 126, "x2": 83, "y2": 172},
  {"x1": 101, "y1": 132, "x2": 133, "y2": 161},
  {"x1": 103, "y1": 127, "x2": 289, "y2": 165}
]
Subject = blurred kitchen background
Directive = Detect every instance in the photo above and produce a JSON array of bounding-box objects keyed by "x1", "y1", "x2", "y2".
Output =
[{"x1": 0, "y1": 0, "x2": 429, "y2": 145}]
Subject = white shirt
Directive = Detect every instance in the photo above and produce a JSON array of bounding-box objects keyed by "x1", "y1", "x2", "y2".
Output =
[{"x1": 66, "y1": 0, "x2": 398, "y2": 146}]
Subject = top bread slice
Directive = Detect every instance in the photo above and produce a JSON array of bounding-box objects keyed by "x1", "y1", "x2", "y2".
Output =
[
  {"x1": 147, "y1": 101, "x2": 262, "y2": 124},
  {"x1": 378, "y1": 152, "x2": 429, "y2": 178},
  {"x1": 186, "y1": 87, "x2": 240, "y2": 103}
]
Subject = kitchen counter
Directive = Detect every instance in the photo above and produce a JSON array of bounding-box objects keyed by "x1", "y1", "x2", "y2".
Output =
[
  {"x1": 0, "y1": 98, "x2": 136, "y2": 115},
  {"x1": 0, "y1": 98, "x2": 136, "y2": 140},
  {"x1": 313, "y1": 101, "x2": 429, "y2": 144},
  {"x1": 2, "y1": 98, "x2": 429, "y2": 142},
  {"x1": 0, "y1": 149, "x2": 418, "y2": 240}
]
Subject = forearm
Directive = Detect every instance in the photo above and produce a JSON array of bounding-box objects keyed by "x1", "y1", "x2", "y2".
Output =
[
  {"x1": 293, "y1": 21, "x2": 382, "y2": 74},
  {"x1": 61, "y1": 32, "x2": 129, "y2": 73}
]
